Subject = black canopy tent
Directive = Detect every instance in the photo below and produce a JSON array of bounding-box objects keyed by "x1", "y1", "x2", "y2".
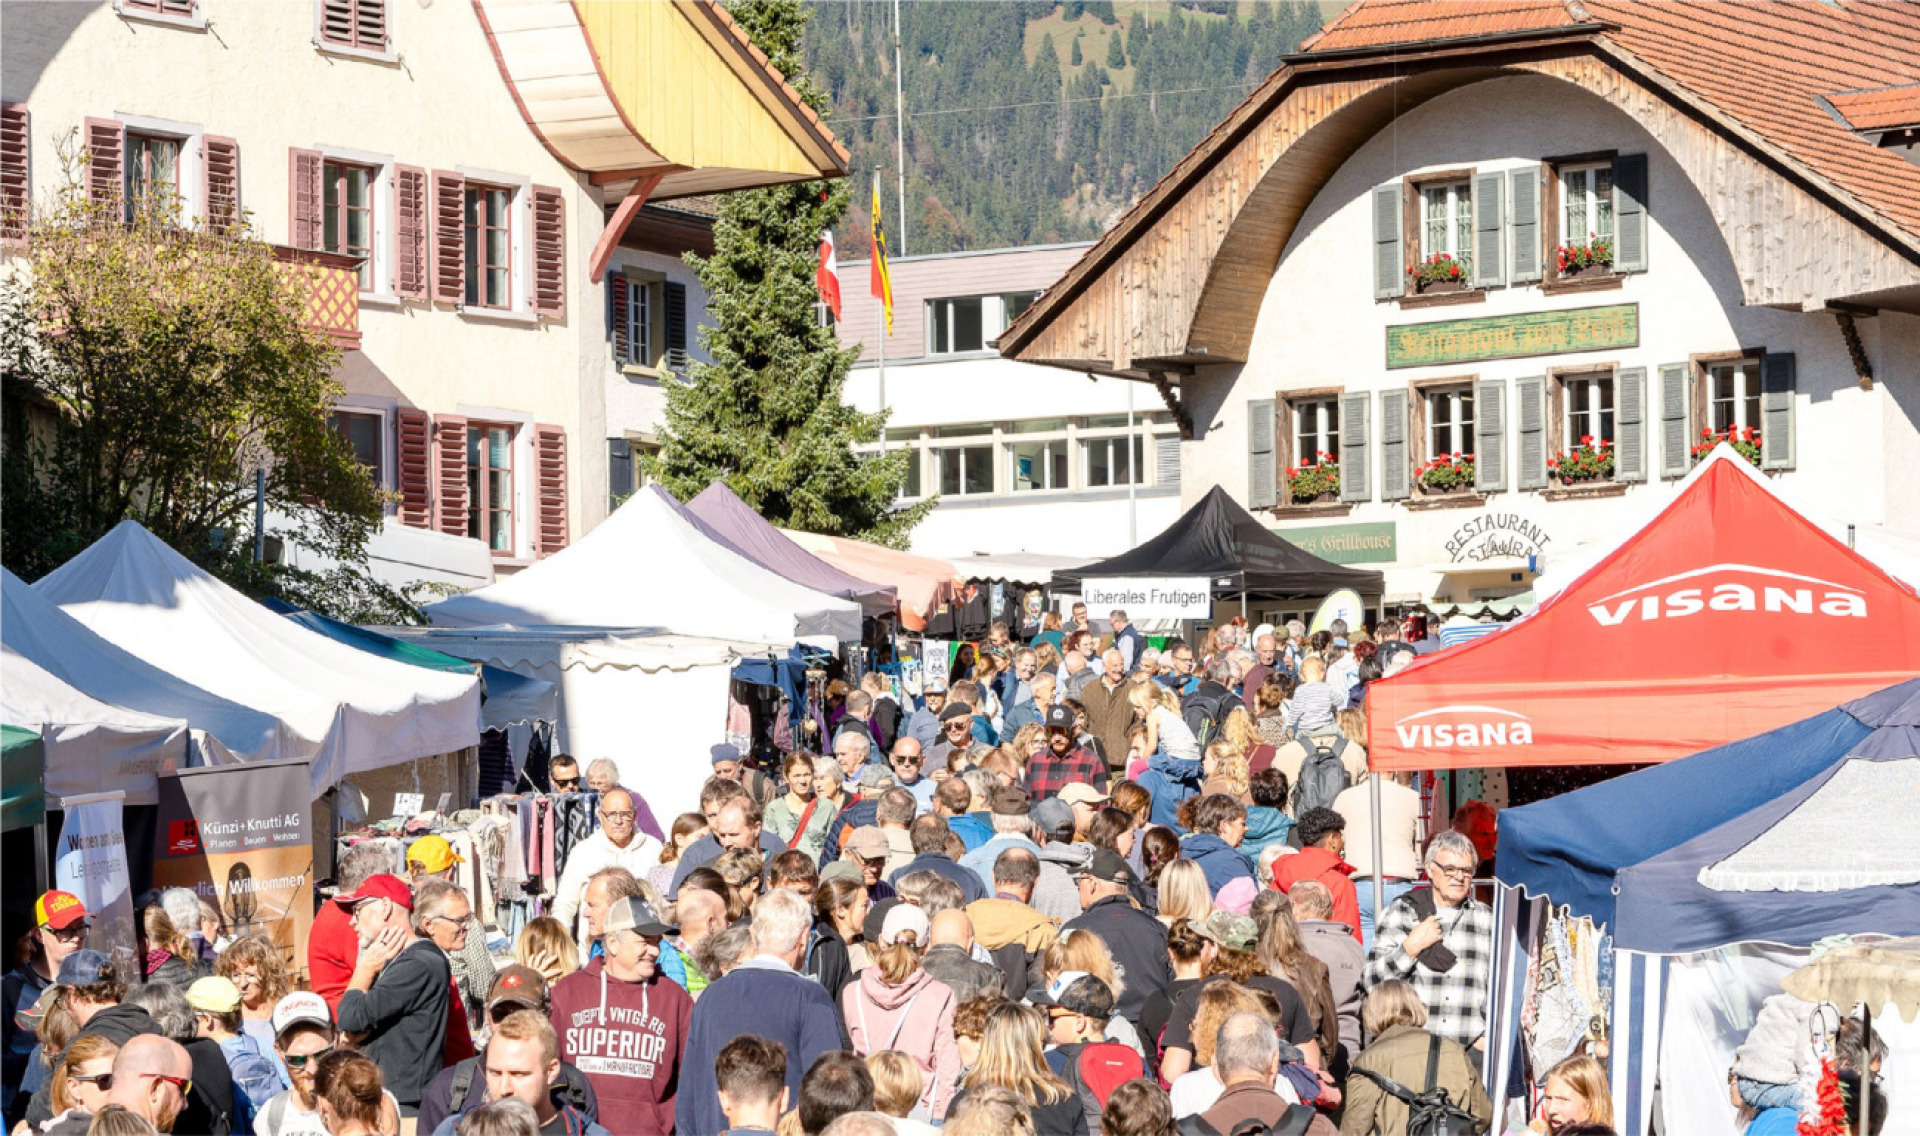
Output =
[{"x1": 1052, "y1": 486, "x2": 1384, "y2": 605}]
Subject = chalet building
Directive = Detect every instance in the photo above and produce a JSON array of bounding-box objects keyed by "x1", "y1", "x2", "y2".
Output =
[
  {"x1": 1, "y1": 0, "x2": 845, "y2": 585},
  {"x1": 999, "y1": 0, "x2": 1920, "y2": 614}
]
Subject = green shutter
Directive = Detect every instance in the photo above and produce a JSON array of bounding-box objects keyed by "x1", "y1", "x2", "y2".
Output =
[
  {"x1": 1372, "y1": 183, "x2": 1404, "y2": 300},
  {"x1": 1509, "y1": 164, "x2": 1543, "y2": 284},
  {"x1": 1760, "y1": 353, "x2": 1796, "y2": 470},
  {"x1": 1379, "y1": 389, "x2": 1409, "y2": 502},
  {"x1": 1248, "y1": 399, "x2": 1277, "y2": 509},
  {"x1": 1615, "y1": 367, "x2": 1647, "y2": 482},
  {"x1": 1613, "y1": 152, "x2": 1649, "y2": 273},
  {"x1": 1659, "y1": 362, "x2": 1690, "y2": 479},
  {"x1": 1339, "y1": 392, "x2": 1371, "y2": 503},
  {"x1": 1471, "y1": 171, "x2": 1505, "y2": 289},
  {"x1": 608, "y1": 438, "x2": 634, "y2": 510},
  {"x1": 1514, "y1": 376, "x2": 1547, "y2": 491},
  {"x1": 1473, "y1": 378, "x2": 1507, "y2": 493}
]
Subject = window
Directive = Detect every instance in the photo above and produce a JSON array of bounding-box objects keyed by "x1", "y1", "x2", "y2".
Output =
[
  {"x1": 124, "y1": 132, "x2": 179, "y2": 221},
  {"x1": 1560, "y1": 162, "x2": 1613, "y2": 246},
  {"x1": 463, "y1": 184, "x2": 511, "y2": 309},
  {"x1": 1420, "y1": 180, "x2": 1472, "y2": 266},
  {"x1": 1293, "y1": 398, "x2": 1339, "y2": 467},
  {"x1": 318, "y1": 0, "x2": 388, "y2": 53},
  {"x1": 1427, "y1": 387, "x2": 1475, "y2": 460},
  {"x1": 625, "y1": 278, "x2": 653, "y2": 366},
  {"x1": 323, "y1": 162, "x2": 374, "y2": 288},
  {"x1": 1084, "y1": 435, "x2": 1144, "y2": 488},
  {"x1": 934, "y1": 444, "x2": 993, "y2": 496},
  {"x1": 329, "y1": 410, "x2": 383, "y2": 479},
  {"x1": 466, "y1": 423, "x2": 514, "y2": 554},
  {"x1": 117, "y1": 0, "x2": 199, "y2": 22},
  {"x1": 1563, "y1": 372, "x2": 1615, "y2": 446},
  {"x1": 1001, "y1": 291, "x2": 1039, "y2": 323},
  {"x1": 927, "y1": 296, "x2": 985, "y2": 355},
  {"x1": 1708, "y1": 360, "x2": 1761, "y2": 433},
  {"x1": 1010, "y1": 420, "x2": 1069, "y2": 492}
]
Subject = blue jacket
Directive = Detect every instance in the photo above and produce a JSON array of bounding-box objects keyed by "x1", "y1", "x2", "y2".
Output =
[
  {"x1": 677, "y1": 960, "x2": 841, "y2": 1136},
  {"x1": 949, "y1": 812, "x2": 994, "y2": 852},
  {"x1": 1182, "y1": 832, "x2": 1256, "y2": 894},
  {"x1": 970, "y1": 714, "x2": 999, "y2": 747},
  {"x1": 1241, "y1": 807, "x2": 1295, "y2": 862},
  {"x1": 888, "y1": 852, "x2": 988, "y2": 903},
  {"x1": 904, "y1": 706, "x2": 943, "y2": 748},
  {"x1": 1137, "y1": 751, "x2": 1203, "y2": 829},
  {"x1": 1000, "y1": 699, "x2": 1041, "y2": 737}
]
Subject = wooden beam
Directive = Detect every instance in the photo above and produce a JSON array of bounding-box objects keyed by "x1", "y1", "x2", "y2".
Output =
[
  {"x1": 1836, "y1": 311, "x2": 1874, "y2": 390},
  {"x1": 589, "y1": 166, "x2": 677, "y2": 187},
  {"x1": 589, "y1": 173, "x2": 665, "y2": 284}
]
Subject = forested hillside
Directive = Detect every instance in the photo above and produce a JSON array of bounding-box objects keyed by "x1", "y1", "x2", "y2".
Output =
[{"x1": 805, "y1": 1, "x2": 1328, "y2": 255}]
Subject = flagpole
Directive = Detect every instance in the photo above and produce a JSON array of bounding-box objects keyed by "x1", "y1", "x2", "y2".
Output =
[
  {"x1": 893, "y1": 0, "x2": 908, "y2": 258},
  {"x1": 877, "y1": 287, "x2": 887, "y2": 455}
]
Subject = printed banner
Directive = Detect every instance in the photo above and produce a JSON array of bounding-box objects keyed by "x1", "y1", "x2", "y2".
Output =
[
  {"x1": 1309, "y1": 589, "x2": 1368, "y2": 636},
  {"x1": 154, "y1": 759, "x2": 313, "y2": 981},
  {"x1": 1079, "y1": 577, "x2": 1214, "y2": 619},
  {"x1": 1274, "y1": 521, "x2": 1398, "y2": 565},
  {"x1": 54, "y1": 792, "x2": 137, "y2": 971},
  {"x1": 1386, "y1": 303, "x2": 1638, "y2": 368}
]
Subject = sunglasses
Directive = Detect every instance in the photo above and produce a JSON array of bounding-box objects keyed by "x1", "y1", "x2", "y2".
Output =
[
  {"x1": 284, "y1": 1045, "x2": 335, "y2": 1070},
  {"x1": 69, "y1": 1073, "x2": 112, "y2": 1090},
  {"x1": 142, "y1": 1073, "x2": 193, "y2": 1097},
  {"x1": 552, "y1": 776, "x2": 581, "y2": 789}
]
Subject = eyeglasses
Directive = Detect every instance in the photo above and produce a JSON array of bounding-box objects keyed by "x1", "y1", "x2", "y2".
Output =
[
  {"x1": 142, "y1": 1073, "x2": 193, "y2": 1097},
  {"x1": 45, "y1": 925, "x2": 87, "y2": 943},
  {"x1": 600, "y1": 810, "x2": 636, "y2": 822},
  {"x1": 552, "y1": 776, "x2": 581, "y2": 789},
  {"x1": 284, "y1": 1045, "x2": 335, "y2": 1070},
  {"x1": 1431, "y1": 862, "x2": 1475, "y2": 881},
  {"x1": 69, "y1": 1072, "x2": 112, "y2": 1090},
  {"x1": 428, "y1": 913, "x2": 473, "y2": 929}
]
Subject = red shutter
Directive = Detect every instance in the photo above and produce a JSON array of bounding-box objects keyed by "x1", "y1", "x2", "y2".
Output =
[
  {"x1": 121, "y1": 0, "x2": 198, "y2": 16},
  {"x1": 609, "y1": 272, "x2": 630, "y2": 363},
  {"x1": 393, "y1": 164, "x2": 427, "y2": 300},
  {"x1": 1, "y1": 104, "x2": 27, "y2": 244},
  {"x1": 533, "y1": 424, "x2": 568, "y2": 556},
  {"x1": 396, "y1": 408, "x2": 433, "y2": 528},
  {"x1": 530, "y1": 185, "x2": 565, "y2": 319},
  {"x1": 430, "y1": 170, "x2": 465, "y2": 304},
  {"x1": 288, "y1": 147, "x2": 322, "y2": 249},
  {"x1": 432, "y1": 414, "x2": 469, "y2": 536},
  {"x1": 320, "y1": 0, "x2": 386, "y2": 50},
  {"x1": 202, "y1": 134, "x2": 238, "y2": 234},
  {"x1": 83, "y1": 117, "x2": 124, "y2": 214}
]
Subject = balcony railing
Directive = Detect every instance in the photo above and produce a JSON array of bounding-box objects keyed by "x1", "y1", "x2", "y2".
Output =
[{"x1": 272, "y1": 245, "x2": 362, "y2": 351}]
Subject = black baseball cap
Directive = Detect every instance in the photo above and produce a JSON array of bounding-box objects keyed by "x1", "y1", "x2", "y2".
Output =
[
  {"x1": 1044, "y1": 706, "x2": 1075, "y2": 730},
  {"x1": 1074, "y1": 850, "x2": 1136, "y2": 886},
  {"x1": 1029, "y1": 971, "x2": 1115, "y2": 1020}
]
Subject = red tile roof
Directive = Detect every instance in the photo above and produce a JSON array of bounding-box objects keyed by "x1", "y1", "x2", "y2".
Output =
[
  {"x1": 1303, "y1": 0, "x2": 1591, "y2": 52},
  {"x1": 1827, "y1": 84, "x2": 1920, "y2": 132}
]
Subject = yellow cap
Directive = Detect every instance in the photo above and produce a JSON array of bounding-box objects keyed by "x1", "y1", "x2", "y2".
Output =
[{"x1": 406, "y1": 834, "x2": 463, "y2": 874}]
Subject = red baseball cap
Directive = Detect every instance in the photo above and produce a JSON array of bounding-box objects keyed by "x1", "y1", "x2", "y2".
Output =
[
  {"x1": 34, "y1": 891, "x2": 88, "y2": 931},
  {"x1": 332, "y1": 874, "x2": 413, "y2": 911}
]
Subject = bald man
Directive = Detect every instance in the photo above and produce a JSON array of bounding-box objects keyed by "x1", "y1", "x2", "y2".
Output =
[
  {"x1": 918, "y1": 910, "x2": 1003, "y2": 1004},
  {"x1": 43, "y1": 1034, "x2": 194, "y2": 1134},
  {"x1": 552, "y1": 788, "x2": 663, "y2": 946}
]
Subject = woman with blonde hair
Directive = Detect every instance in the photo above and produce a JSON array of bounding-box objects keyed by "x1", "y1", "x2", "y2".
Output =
[
  {"x1": 843, "y1": 905, "x2": 961, "y2": 1121},
  {"x1": 1130, "y1": 682, "x2": 1200, "y2": 763},
  {"x1": 512, "y1": 916, "x2": 580, "y2": 987},
  {"x1": 138, "y1": 904, "x2": 202, "y2": 986},
  {"x1": 43, "y1": 1034, "x2": 118, "y2": 1126},
  {"x1": 216, "y1": 933, "x2": 292, "y2": 1064},
  {"x1": 955, "y1": 1003, "x2": 1084, "y2": 1135},
  {"x1": 866, "y1": 1051, "x2": 940, "y2": 1136},
  {"x1": 1532, "y1": 1054, "x2": 1613, "y2": 1134},
  {"x1": 1155, "y1": 859, "x2": 1213, "y2": 930},
  {"x1": 647, "y1": 811, "x2": 709, "y2": 896},
  {"x1": 1009, "y1": 723, "x2": 1047, "y2": 765},
  {"x1": 714, "y1": 849, "x2": 764, "y2": 924},
  {"x1": 1253, "y1": 900, "x2": 1340, "y2": 1070},
  {"x1": 1252, "y1": 678, "x2": 1293, "y2": 751},
  {"x1": 1221, "y1": 707, "x2": 1260, "y2": 762}
]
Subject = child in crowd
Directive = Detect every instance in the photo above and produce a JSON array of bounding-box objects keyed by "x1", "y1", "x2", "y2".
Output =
[
  {"x1": 1281, "y1": 657, "x2": 1340, "y2": 736},
  {"x1": 715, "y1": 1035, "x2": 789, "y2": 1136}
]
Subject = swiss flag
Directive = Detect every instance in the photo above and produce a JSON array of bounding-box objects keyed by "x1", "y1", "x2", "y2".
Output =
[{"x1": 816, "y1": 230, "x2": 842, "y2": 320}]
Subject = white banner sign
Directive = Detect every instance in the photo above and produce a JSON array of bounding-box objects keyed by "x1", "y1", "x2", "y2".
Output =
[
  {"x1": 55, "y1": 792, "x2": 137, "y2": 965},
  {"x1": 1078, "y1": 577, "x2": 1214, "y2": 619}
]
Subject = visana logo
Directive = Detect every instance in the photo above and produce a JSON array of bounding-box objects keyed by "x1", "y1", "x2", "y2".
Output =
[
  {"x1": 1586, "y1": 564, "x2": 1868, "y2": 627},
  {"x1": 1394, "y1": 706, "x2": 1532, "y2": 748}
]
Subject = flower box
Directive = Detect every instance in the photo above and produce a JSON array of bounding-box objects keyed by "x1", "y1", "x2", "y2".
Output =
[
  {"x1": 1560, "y1": 263, "x2": 1613, "y2": 280},
  {"x1": 1416, "y1": 453, "x2": 1475, "y2": 494},
  {"x1": 1691, "y1": 426, "x2": 1762, "y2": 466},
  {"x1": 1417, "y1": 278, "x2": 1470, "y2": 294},
  {"x1": 1555, "y1": 235, "x2": 1613, "y2": 277},
  {"x1": 1286, "y1": 456, "x2": 1339, "y2": 504},
  {"x1": 1548, "y1": 438, "x2": 1615, "y2": 484},
  {"x1": 1407, "y1": 252, "x2": 1469, "y2": 292}
]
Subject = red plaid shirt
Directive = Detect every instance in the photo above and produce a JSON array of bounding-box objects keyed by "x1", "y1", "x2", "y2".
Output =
[{"x1": 1026, "y1": 746, "x2": 1111, "y2": 800}]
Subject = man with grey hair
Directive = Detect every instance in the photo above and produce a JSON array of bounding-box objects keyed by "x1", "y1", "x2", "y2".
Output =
[
  {"x1": 549, "y1": 895, "x2": 690, "y2": 1134},
  {"x1": 551, "y1": 786, "x2": 662, "y2": 951},
  {"x1": 678, "y1": 890, "x2": 839, "y2": 1134},
  {"x1": 336, "y1": 873, "x2": 450, "y2": 1108},
  {"x1": 1191, "y1": 1013, "x2": 1324, "y2": 1132},
  {"x1": 836, "y1": 690, "x2": 877, "y2": 749},
  {"x1": 311, "y1": 841, "x2": 400, "y2": 1010},
  {"x1": 1290, "y1": 879, "x2": 1364, "y2": 1060},
  {"x1": 964, "y1": 845, "x2": 1056, "y2": 1001},
  {"x1": 834, "y1": 730, "x2": 875, "y2": 781},
  {"x1": 1076, "y1": 648, "x2": 1134, "y2": 777},
  {"x1": 1059, "y1": 649, "x2": 1096, "y2": 700},
  {"x1": 1362, "y1": 830, "x2": 1494, "y2": 1052},
  {"x1": 1241, "y1": 633, "x2": 1279, "y2": 703}
]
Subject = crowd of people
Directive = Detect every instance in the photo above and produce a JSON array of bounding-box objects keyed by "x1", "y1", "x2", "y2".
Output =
[{"x1": 1, "y1": 609, "x2": 1888, "y2": 1136}]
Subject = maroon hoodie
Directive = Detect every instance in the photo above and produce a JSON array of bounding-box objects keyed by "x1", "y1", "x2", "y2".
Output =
[{"x1": 548, "y1": 957, "x2": 693, "y2": 1136}]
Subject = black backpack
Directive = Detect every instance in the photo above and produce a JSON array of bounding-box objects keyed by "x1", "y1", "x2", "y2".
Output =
[
  {"x1": 1290, "y1": 733, "x2": 1351, "y2": 817},
  {"x1": 1176, "y1": 1106, "x2": 1319, "y2": 1136},
  {"x1": 448, "y1": 1057, "x2": 595, "y2": 1118},
  {"x1": 1182, "y1": 687, "x2": 1240, "y2": 745},
  {"x1": 1352, "y1": 1033, "x2": 1481, "y2": 1136}
]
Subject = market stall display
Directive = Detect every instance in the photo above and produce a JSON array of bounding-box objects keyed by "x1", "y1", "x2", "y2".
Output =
[
  {"x1": 781, "y1": 528, "x2": 961, "y2": 632},
  {"x1": 1, "y1": 649, "x2": 190, "y2": 808}
]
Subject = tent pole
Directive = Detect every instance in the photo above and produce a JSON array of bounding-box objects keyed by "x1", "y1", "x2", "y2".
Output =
[
  {"x1": 1239, "y1": 590, "x2": 1246, "y2": 623},
  {"x1": 1370, "y1": 772, "x2": 1384, "y2": 929},
  {"x1": 34, "y1": 819, "x2": 49, "y2": 894}
]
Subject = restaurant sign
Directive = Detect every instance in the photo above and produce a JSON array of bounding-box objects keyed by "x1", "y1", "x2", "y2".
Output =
[
  {"x1": 1274, "y1": 521, "x2": 1397, "y2": 565},
  {"x1": 1387, "y1": 303, "x2": 1638, "y2": 369}
]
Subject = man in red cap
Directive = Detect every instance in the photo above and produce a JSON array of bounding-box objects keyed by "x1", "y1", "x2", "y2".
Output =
[
  {"x1": 310, "y1": 842, "x2": 402, "y2": 1013},
  {"x1": 4, "y1": 891, "x2": 89, "y2": 1119},
  {"x1": 334, "y1": 874, "x2": 451, "y2": 1114}
]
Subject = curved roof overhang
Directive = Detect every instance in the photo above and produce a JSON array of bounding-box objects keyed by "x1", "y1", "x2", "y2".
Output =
[{"x1": 1000, "y1": 28, "x2": 1920, "y2": 379}]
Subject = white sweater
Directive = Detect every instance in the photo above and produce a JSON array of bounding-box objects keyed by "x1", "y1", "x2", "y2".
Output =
[{"x1": 550, "y1": 828, "x2": 664, "y2": 949}]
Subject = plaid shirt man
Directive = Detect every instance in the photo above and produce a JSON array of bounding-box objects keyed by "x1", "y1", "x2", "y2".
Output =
[
  {"x1": 1361, "y1": 892, "x2": 1494, "y2": 1049},
  {"x1": 1025, "y1": 746, "x2": 1110, "y2": 800}
]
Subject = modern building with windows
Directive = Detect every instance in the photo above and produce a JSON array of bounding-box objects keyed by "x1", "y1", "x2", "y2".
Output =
[
  {"x1": 835, "y1": 243, "x2": 1182, "y2": 560},
  {"x1": 998, "y1": 0, "x2": 1920, "y2": 611}
]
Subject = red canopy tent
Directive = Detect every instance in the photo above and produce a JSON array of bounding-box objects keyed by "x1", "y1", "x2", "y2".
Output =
[{"x1": 1368, "y1": 449, "x2": 1920, "y2": 771}]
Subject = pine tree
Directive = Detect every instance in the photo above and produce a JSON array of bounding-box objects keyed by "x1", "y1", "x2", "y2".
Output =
[
  {"x1": 1106, "y1": 27, "x2": 1124, "y2": 68},
  {"x1": 1070, "y1": 37, "x2": 1083, "y2": 65},
  {"x1": 646, "y1": 0, "x2": 929, "y2": 547}
]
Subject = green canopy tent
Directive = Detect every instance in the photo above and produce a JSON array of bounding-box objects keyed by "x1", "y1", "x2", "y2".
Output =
[{"x1": 2, "y1": 723, "x2": 44, "y2": 833}]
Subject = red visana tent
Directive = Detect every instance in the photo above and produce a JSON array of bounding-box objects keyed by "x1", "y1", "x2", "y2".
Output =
[{"x1": 1368, "y1": 449, "x2": 1920, "y2": 771}]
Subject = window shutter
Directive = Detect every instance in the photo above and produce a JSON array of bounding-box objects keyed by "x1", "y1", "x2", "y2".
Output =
[
  {"x1": 1613, "y1": 152, "x2": 1649, "y2": 273},
  {"x1": 84, "y1": 117, "x2": 124, "y2": 214},
  {"x1": 1514, "y1": 376, "x2": 1547, "y2": 491},
  {"x1": 1473, "y1": 378, "x2": 1507, "y2": 493},
  {"x1": 393, "y1": 165, "x2": 427, "y2": 299},
  {"x1": 430, "y1": 170, "x2": 465, "y2": 304},
  {"x1": 1378, "y1": 389, "x2": 1409, "y2": 502},
  {"x1": 396, "y1": 408, "x2": 433, "y2": 528},
  {"x1": 608, "y1": 438, "x2": 633, "y2": 512},
  {"x1": 288, "y1": 147, "x2": 322, "y2": 249},
  {"x1": 608, "y1": 273, "x2": 631, "y2": 363},
  {"x1": 1338, "y1": 391, "x2": 1371, "y2": 503},
  {"x1": 1658, "y1": 362, "x2": 1690, "y2": 479},
  {"x1": 321, "y1": 0, "x2": 386, "y2": 49},
  {"x1": 1, "y1": 104, "x2": 28, "y2": 244},
  {"x1": 1509, "y1": 164, "x2": 1543, "y2": 284},
  {"x1": 122, "y1": 0, "x2": 197, "y2": 14},
  {"x1": 1247, "y1": 399, "x2": 1276, "y2": 509},
  {"x1": 1155, "y1": 434, "x2": 1181, "y2": 488},
  {"x1": 530, "y1": 185, "x2": 565, "y2": 319},
  {"x1": 1614, "y1": 367, "x2": 1647, "y2": 482},
  {"x1": 432, "y1": 414, "x2": 469, "y2": 537},
  {"x1": 663, "y1": 281, "x2": 689, "y2": 371},
  {"x1": 201, "y1": 134, "x2": 239, "y2": 235},
  {"x1": 1471, "y1": 170, "x2": 1505, "y2": 289},
  {"x1": 1760, "y1": 352, "x2": 1796, "y2": 470},
  {"x1": 1371, "y1": 183, "x2": 1404, "y2": 300},
  {"x1": 534, "y1": 424, "x2": 569, "y2": 556}
]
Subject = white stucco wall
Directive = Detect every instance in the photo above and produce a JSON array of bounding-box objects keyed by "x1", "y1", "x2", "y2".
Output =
[
  {"x1": 602, "y1": 248, "x2": 711, "y2": 448},
  {"x1": 1177, "y1": 73, "x2": 1919, "y2": 598}
]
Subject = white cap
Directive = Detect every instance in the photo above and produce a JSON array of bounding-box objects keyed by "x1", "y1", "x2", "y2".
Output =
[
  {"x1": 270, "y1": 991, "x2": 332, "y2": 1040},
  {"x1": 878, "y1": 903, "x2": 930, "y2": 948}
]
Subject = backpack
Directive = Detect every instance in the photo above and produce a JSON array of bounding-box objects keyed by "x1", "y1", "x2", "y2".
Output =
[
  {"x1": 1176, "y1": 1106, "x2": 1319, "y2": 1136},
  {"x1": 1351, "y1": 1033, "x2": 1481, "y2": 1136},
  {"x1": 1182, "y1": 687, "x2": 1240, "y2": 746},
  {"x1": 1069, "y1": 1040, "x2": 1143, "y2": 1110},
  {"x1": 221, "y1": 1035, "x2": 285, "y2": 1131},
  {"x1": 449, "y1": 1057, "x2": 595, "y2": 1119},
  {"x1": 1290, "y1": 733, "x2": 1351, "y2": 817}
]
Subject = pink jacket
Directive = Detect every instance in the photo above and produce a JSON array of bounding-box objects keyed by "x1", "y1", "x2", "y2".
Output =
[{"x1": 841, "y1": 966, "x2": 962, "y2": 1120}]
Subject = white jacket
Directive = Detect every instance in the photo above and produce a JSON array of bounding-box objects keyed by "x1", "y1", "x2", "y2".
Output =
[{"x1": 551, "y1": 828, "x2": 664, "y2": 949}]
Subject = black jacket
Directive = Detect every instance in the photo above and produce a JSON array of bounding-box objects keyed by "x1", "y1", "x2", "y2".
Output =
[
  {"x1": 337, "y1": 938, "x2": 451, "y2": 1106},
  {"x1": 181, "y1": 1034, "x2": 237, "y2": 1136},
  {"x1": 805, "y1": 919, "x2": 856, "y2": 1006},
  {"x1": 416, "y1": 1056, "x2": 599, "y2": 1136},
  {"x1": 1061, "y1": 895, "x2": 1171, "y2": 1028},
  {"x1": 920, "y1": 943, "x2": 1005, "y2": 1004},
  {"x1": 1182, "y1": 681, "x2": 1245, "y2": 741}
]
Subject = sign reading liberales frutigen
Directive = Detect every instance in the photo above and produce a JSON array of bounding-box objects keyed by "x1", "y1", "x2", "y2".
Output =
[{"x1": 1387, "y1": 304, "x2": 1638, "y2": 369}]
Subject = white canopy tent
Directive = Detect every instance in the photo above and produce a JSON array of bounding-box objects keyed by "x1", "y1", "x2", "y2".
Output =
[
  {"x1": 421, "y1": 486, "x2": 861, "y2": 645},
  {"x1": 36, "y1": 522, "x2": 482, "y2": 799},
  {"x1": 0, "y1": 648, "x2": 191, "y2": 807}
]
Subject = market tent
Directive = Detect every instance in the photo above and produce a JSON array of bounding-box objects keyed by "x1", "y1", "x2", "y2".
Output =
[
  {"x1": 1, "y1": 648, "x2": 192, "y2": 807},
  {"x1": 1, "y1": 724, "x2": 44, "y2": 832},
  {"x1": 37, "y1": 522, "x2": 483, "y2": 798},
  {"x1": 423, "y1": 486, "x2": 860, "y2": 645},
  {"x1": 781, "y1": 529, "x2": 960, "y2": 633},
  {"x1": 1050, "y1": 486, "x2": 1385, "y2": 596},
  {"x1": 1366, "y1": 450, "x2": 1920, "y2": 770},
  {"x1": 681, "y1": 482, "x2": 896, "y2": 618},
  {"x1": 951, "y1": 552, "x2": 1088, "y2": 587}
]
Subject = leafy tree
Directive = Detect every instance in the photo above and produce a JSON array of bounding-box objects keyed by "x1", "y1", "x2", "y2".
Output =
[
  {"x1": 0, "y1": 143, "x2": 414, "y2": 622},
  {"x1": 645, "y1": 0, "x2": 928, "y2": 548},
  {"x1": 1107, "y1": 28, "x2": 1125, "y2": 68}
]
